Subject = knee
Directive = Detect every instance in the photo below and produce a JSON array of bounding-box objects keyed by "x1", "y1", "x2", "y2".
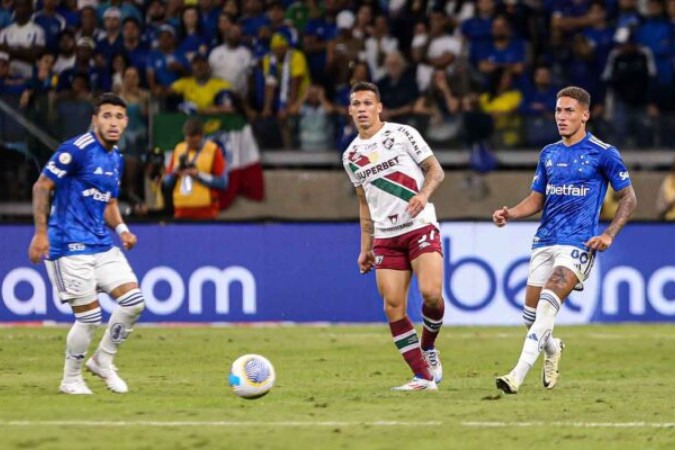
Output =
[
  {"x1": 419, "y1": 286, "x2": 443, "y2": 305},
  {"x1": 383, "y1": 298, "x2": 405, "y2": 319},
  {"x1": 118, "y1": 288, "x2": 145, "y2": 316}
]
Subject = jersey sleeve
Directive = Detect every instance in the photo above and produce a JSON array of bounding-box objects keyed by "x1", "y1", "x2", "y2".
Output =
[
  {"x1": 601, "y1": 147, "x2": 632, "y2": 191},
  {"x1": 42, "y1": 143, "x2": 83, "y2": 184},
  {"x1": 112, "y1": 155, "x2": 124, "y2": 198},
  {"x1": 531, "y1": 151, "x2": 548, "y2": 194},
  {"x1": 399, "y1": 124, "x2": 433, "y2": 164}
]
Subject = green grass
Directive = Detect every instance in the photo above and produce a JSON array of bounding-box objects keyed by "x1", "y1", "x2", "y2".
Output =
[{"x1": 1, "y1": 325, "x2": 674, "y2": 450}]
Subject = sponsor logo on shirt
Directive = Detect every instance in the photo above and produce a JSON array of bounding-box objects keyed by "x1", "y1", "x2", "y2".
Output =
[
  {"x1": 619, "y1": 171, "x2": 630, "y2": 181},
  {"x1": 82, "y1": 188, "x2": 111, "y2": 202},
  {"x1": 546, "y1": 183, "x2": 590, "y2": 197},
  {"x1": 46, "y1": 161, "x2": 67, "y2": 178},
  {"x1": 68, "y1": 243, "x2": 86, "y2": 251},
  {"x1": 356, "y1": 156, "x2": 400, "y2": 180},
  {"x1": 58, "y1": 152, "x2": 72, "y2": 164}
]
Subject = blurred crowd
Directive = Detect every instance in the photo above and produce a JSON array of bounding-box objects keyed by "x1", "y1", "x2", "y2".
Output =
[{"x1": 1, "y1": 0, "x2": 675, "y2": 212}]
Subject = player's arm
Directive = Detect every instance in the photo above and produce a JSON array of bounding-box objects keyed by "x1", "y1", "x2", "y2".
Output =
[
  {"x1": 586, "y1": 185, "x2": 637, "y2": 251},
  {"x1": 105, "y1": 198, "x2": 138, "y2": 251},
  {"x1": 356, "y1": 186, "x2": 375, "y2": 274},
  {"x1": 28, "y1": 175, "x2": 55, "y2": 263},
  {"x1": 493, "y1": 191, "x2": 545, "y2": 227},
  {"x1": 407, "y1": 155, "x2": 444, "y2": 218}
]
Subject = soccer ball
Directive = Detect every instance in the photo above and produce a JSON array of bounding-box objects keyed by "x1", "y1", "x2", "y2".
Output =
[{"x1": 228, "y1": 354, "x2": 276, "y2": 399}]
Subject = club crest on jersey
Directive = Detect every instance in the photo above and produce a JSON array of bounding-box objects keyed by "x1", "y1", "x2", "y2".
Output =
[
  {"x1": 58, "y1": 152, "x2": 72, "y2": 164},
  {"x1": 375, "y1": 255, "x2": 384, "y2": 265},
  {"x1": 382, "y1": 138, "x2": 394, "y2": 150}
]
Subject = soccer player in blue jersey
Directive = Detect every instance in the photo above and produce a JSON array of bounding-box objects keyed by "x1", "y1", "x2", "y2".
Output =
[
  {"x1": 28, "y1": 93, "x2": 145, "y2": 395},
  {"x1": 491, "y1": 86, "x2": 637, "y2": 394}
]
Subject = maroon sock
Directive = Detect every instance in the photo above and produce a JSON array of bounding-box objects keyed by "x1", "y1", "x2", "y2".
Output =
[
  {"x1": 421, "y1": 301, "x2": 445, "y2": 350},
  {"x1": 389, "y1": 317, "x2": 432, "y2": 380}
]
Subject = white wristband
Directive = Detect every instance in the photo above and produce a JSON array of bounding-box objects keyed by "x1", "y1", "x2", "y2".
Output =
[{"x1": 115, "y1": 223, "x2": 130, "y2": 236}]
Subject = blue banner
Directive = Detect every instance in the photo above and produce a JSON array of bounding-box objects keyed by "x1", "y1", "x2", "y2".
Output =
[{"x1": 1, "y1": 223, "x2": 673, "y2": 324}]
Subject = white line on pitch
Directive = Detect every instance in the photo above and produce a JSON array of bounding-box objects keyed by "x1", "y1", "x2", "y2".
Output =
[
  {"x1": 462, "y1": 422, "x2": 675, "y2": 428},
  {"x1": 0, "y1": 420, "x2": 442, "y2": 427}
]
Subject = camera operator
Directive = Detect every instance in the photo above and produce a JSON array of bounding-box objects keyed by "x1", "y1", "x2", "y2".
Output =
[{"x1": 162, "y1": 117, "x2": 228, "y2": 219}]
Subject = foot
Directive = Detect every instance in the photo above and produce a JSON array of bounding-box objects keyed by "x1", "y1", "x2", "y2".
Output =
[
  {"x1": 59, "y1": 377, "x2": 93, "y2": 395},
  {"x1": 422, "y1": 348, "x2": 443, "y2": 384},
  {"x1": 495, "y1": 373, "x2": 520, "y2": 394},
  {"x1": 391, "y1": 376, "x2": 438, "y2": 391},
  {"x1": 542, "y1": 339, "x2": 565, "y2": 389},
  {"x1": 86, "y1": 354, "x2": 128, "y2": 394}
]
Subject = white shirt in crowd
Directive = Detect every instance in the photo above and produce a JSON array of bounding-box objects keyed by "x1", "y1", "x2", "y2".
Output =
[
  {"x1": 0, "y1": 21, "x2": 46, "y2": 78},
  {"x1": 364, "y1": 35, "x2": 399, "y2": 82},
  {"x1": 208, "y1": 44, "x2": 253, "y2": 96}
]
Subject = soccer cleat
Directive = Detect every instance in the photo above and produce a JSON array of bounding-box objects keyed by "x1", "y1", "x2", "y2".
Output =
[
  {"x1": 423, "y1": 348, "x2": 443, "y2": 384},
  {"x1": 495, "y1": 373, "x2": 520, "y2": 394},
  {"x1": 59, "y1": 378, "x2": 93, "y2": 395},
  {"x1": 391, "y1": 376, "x2": 438, "y2": 391},
  {"x1": 86, "y1": 355, "x2": 129, "y2": 394},
  {"x1": 542, "y1": 339, "x2": 565, "y2": 389}
]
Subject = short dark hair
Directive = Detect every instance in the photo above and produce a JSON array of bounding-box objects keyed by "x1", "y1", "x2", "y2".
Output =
[
  {"x1": 557, "y1": 86, "x2": 591, "y2": 108},
  {"x1": 183, "y1": 117, "x2": 204, "y2": 136},
  {"x1": 349, "y1": 81, "x2": 381, "y2": 102},
  {"x1": 93, "y1": 92, "x2": 127, "y2": 114}
]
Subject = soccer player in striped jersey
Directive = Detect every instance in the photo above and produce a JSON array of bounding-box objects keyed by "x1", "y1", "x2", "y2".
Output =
[
  {"x1": 492, "y1": 86, "x2": 637, "y2": 394},
  {"x1": 28, "y1": 93, "x2": 145, "y2": 395},
  {"x1": 343, "y1": 82, "x2": 446, "y2": 391}
]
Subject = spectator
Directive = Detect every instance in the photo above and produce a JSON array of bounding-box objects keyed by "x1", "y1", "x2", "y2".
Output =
[
  {"x1": 198, "y1": 0, "x2": 221, "y2": 43},
  {"x1": 170, "y1": 53, "x2": 232, "y2": 114},
  {"x1": 209, "y1": 24, "x2": 252, "y2": 96},
  {"x1": 412, "y1": 10, "x2": 462, "y2": 92},
  {"x1": 297, "y1": 84, "x2": 335, "y2": 151},
  {"x1": 460, "y1": 0, "x2": 496, "y2": 67},
  {"x1": 53, "y1": 29, "x2": 77, "y2": 74},
  {"x1": 143, "y1": 0, "x2": 167, "y2": 49},
  {"x1": 111, "y1": 53, "x2": 129, "y2": 93},
  {"x1": 376, "y1": 50, "x2": 419, "y2": 123},
  {"x1": 239, "y1": 0, "x2": 269, "y2": 40},
  {"x1": 77, "y1": 6, "x2": 104, "y2": 42},
  {"x1": 0, "y1": 0, "x2": 46, "y2": 78},
  {"x1": 96, "y1": 7, "x2": 125, "y2": 60},
  {"x1": 163, "y1": 117, "x2": 228, "y2": 220},
  {"x1": 33, "y1": 0, "x2": 66, "y2": 53},
  {"x1": 302, "y1": 5, "x2": 337, "y2": 90},
  {"x1": 601, "y1": 29, "x2": 658, "y2": 147},
  {"x1": 97, "y1": 0, "x2": 143, "y2": 25},
  {"x1": 353, "y1": 4, "x2": 374, "y2": 40},
  {"x1": 0, "y1": 0, "x2": 12, "y2": 30},
  {"x1": 412, "y1": 69, "x2": 462, "y2": 144},
  {"x1": 261, "y1": 32, "x2": 310, "y2": 147},
  {"x1": 326, "y1": 10, "x2": 365, "y2": 89},
  {"x1": 656, "y1": 159, "x2": 675, "y2": 220},
  {"x1": 146, "y1": 25, "x2": 189, "y2": 97},
  {"x1": 119, "y1": 65, "x2": 150, "y2": 215},
  {"x1": 20, "y1": 52, "x2": 58, "y2": 109},
  {"x1": 0, "y1": 52, "x2": 28, "y2": 96},
  {"x1": 57, "y1": 37, "x2": 112, "y2": 95},
  {"x1": 519, "y1": 65, "x2": 559, "y2": 146},
  {"x1": 476, "y1": 14, "x2": 526, "y2": 80},
  {"x1": 210, "y1": 11, "x2": 235, "y2": 47},
  {"x1": 364, "y1": 14, "x2": 399, "y2": 82},
  {"x1": 266, "y1": 1, "x2": 299, "y2": 47},
  {"x1": 177, "y1": 6, "x2": 209, "y2": 62},
  {"x1": 58, "y1": 0, "x2": 80, "y2": 29},
  {"x1": 121, "y1": 18, "x2": 148, "y2": 78},
  {"x1": 479, "y1": 67, "x2": 523, "y2": 147}
]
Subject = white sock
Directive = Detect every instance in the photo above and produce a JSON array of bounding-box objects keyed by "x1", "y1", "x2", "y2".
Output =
[
  {"x1": 511, "y1": 290, "x2": 561, "y2": 384},
  {"x1": 95, "y1": 289, "x2": 144, "y2": 369},
  {"x1": 523, "y1": 304, "x2": 559, "y2": 357},
  {"x1": 64, "y1": 307, "x2": 101, "y2": 381}
]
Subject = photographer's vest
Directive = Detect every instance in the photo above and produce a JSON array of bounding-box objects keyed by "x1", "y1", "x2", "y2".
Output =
[{"x1": 171, "y1": 140, "x2": 219, "y2": 210}]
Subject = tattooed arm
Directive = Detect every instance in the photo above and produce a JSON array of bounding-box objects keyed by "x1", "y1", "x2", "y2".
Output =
[
  {"x1": 407, "y1": 155, "x2": 445, "y2": 218},
  {"x1": 356, "y1": 186, "x2": 375, "y2": 274},
  {"x1": 28, "y1": 175, "x2": 55, "y2": 263},
  {"x1": 586, "y1": 185, "x2": 637, "y2": 251}
]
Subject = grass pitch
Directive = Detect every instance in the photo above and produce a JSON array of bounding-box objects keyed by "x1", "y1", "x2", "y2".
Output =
[{"x1": 1, "y1": 325, "x2": 674, "y2": 450}]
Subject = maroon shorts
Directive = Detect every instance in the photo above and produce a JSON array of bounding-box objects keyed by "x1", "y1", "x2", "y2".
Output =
[{"x1": 372, "y1": 225, "x2": 443, "y2": 271}]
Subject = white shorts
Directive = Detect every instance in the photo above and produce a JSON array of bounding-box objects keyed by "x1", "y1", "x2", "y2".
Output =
[
  {"x1": 527, "y1": 245, "x2": 595, "y2": 291},
  {"x1": 45, "y1": 247, "x2": 138, "y2": 306}
]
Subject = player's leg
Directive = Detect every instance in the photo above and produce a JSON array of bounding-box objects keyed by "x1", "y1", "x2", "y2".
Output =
[
  {"x1": 523, "y1": 285, "x2": 562, "y2": 373},
  {"x1": 497, "y1": 266, "x2": 576, "y2": 394},
  {"x1": 46, "y1": 258, "x2": 100, "y2": 394},
  {"x1": 88, "y1": 248, "x2": 144, "y2": 393},
  {"x1": 410, "y1": 243, "x2": 444, "y2": 384},
  {"x1": 376, "y1": 267, "x2": 435, "y2": 390}
]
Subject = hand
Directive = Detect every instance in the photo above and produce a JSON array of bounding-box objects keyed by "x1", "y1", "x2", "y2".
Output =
[
  {"x1": 183, "y1": 168, "x2": 199, "y2": 178},
  {"x1": 120, "y1": 231, "x2": 138, "y2": 250},
  {"x1": 585, "y1": 233, "x2": 612, "y2": 252},
  {"x1": 406, "y1": 193, "x2": 428, "y2": 218},
  {"x1": 28, "y1": 233, "x2": 49, "y2": 263},
  {"x1": 492, "y1": 206, "x2": 511, "y2": 227},
  {"x1": 358, "y1": 251, "x2": 375, "y2": 274}
]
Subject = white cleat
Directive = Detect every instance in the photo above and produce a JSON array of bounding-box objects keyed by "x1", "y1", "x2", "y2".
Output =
[
  {"x1": 542, "y1": 339, "x2": 565, "y2": 389},
  {"x1": 391, "y1": 376, "x2": 438, "y2": 391},
  {"x1": 495, "y1": 373, "x2": 520, "y2": 394},
  {"x1": 423, "y1": 348, "x2": 443, "y2": 384},
  {"x1": 59, "y1": 378, "x2": 93, "y2": 395},
  {"x1": 86, "y1": 355, "x2": 129, "y2": 394}
]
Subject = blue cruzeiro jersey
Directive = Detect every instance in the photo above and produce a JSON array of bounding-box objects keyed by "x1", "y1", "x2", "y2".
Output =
[
  {"x1": 531, "y1": 132, "x2": 631, "y2": 250},
  {"x1": 42, "y1": 132, "x2": 123, "y2": 259}
]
